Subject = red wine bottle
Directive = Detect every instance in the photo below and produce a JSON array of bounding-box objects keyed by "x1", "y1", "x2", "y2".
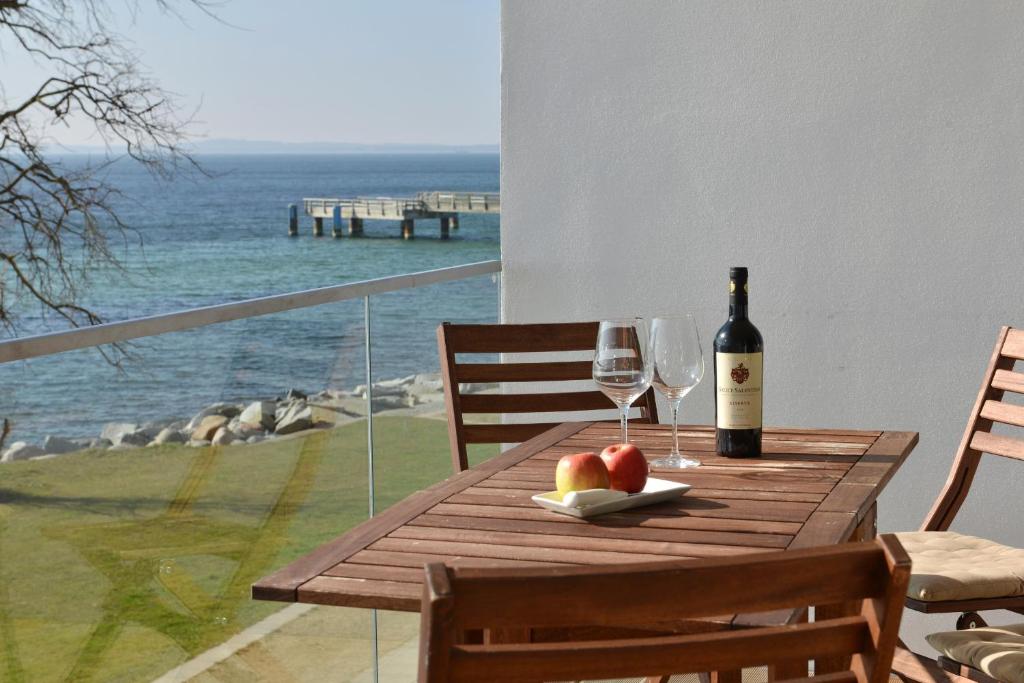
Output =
[{"x1": 714, "y1": 267, "x2": 763, "y2": 457}]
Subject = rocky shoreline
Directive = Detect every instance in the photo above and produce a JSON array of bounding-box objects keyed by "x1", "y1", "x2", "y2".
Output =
[{"x1": 1, "y1": 373, "x2": 490, "y2": 464}]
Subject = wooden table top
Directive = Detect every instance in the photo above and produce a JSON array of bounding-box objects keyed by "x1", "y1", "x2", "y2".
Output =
[{"x1": 253, "y1": 422, "x2": 917, "y2": 616}]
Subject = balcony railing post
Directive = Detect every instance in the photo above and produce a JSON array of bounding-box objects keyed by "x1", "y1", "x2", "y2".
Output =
[
  {"x1": 364, "y1": 293, "x2": 379, "y2": 683},
  {"x1": 364, "y1": 295, "x2": 375, "y2": 518}
]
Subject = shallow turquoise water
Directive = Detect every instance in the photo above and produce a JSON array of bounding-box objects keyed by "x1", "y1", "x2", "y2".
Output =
[{"x1": 0, "y1": 154, "x2": 500, "y2": 443}]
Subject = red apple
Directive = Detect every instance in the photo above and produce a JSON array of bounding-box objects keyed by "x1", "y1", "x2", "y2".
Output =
[
  {"x1": 600, "y1": 443, "x2": 649, "y2": 493},
  {"x1": 555, "y1": 452, "x2": 610, "y2": 494}
]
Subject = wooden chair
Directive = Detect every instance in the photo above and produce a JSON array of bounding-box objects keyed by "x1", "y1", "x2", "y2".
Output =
[
  {"x1": 418, "y1": 535, "x2": 911, "y2": 683},
  {"x1": 894, "y1": 326, "x2": 1024, "y2": 629},
  {"x1": 437, "y1": 321, "x2": 659, "y2": 472}
]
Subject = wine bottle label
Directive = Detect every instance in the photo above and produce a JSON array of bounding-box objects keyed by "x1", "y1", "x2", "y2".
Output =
[{"x1": 715, "y1": 352, "x2": 763, "y2": 429}]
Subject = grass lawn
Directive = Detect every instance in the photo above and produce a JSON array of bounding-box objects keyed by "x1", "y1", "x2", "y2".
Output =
[{"x1": 0, "y1": 416, "x2": 496, "y2": 683}]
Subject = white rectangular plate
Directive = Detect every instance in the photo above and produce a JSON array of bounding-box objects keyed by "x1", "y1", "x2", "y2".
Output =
[{"x1": 531, "y1": 478, "x2": 691, "y2": 519}]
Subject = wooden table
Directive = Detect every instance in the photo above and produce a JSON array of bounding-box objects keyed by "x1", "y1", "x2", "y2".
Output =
[{"x1": 253, "y1": 422, "x2": 917, "y2": 626}]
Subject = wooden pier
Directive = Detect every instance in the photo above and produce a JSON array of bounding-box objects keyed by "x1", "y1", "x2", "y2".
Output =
[{"x1": 291, "y1": 191, "x2": 499, "y2": 239}]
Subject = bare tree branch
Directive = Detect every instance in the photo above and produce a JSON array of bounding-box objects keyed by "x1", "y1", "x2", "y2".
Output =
[{"x1": 0, "y1": 0, "x2": 210, "y2": 362}]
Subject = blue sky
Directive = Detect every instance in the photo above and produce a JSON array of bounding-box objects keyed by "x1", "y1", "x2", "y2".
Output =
[{"x1": 0, "y1": 0, "x2": 499, "y2": 146}]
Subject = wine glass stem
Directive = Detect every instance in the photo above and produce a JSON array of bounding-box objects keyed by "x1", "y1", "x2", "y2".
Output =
[
  {"x1": 620, "y1": 404, "x2": 629, "y2": 444},
  {"x1": 671, "y1": 402, "x2": 681, "y2": 457}
]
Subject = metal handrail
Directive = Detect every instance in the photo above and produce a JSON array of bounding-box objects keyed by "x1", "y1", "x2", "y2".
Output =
[{"x1": 0, "y1": 260, "x2": 502, "y2": 364}]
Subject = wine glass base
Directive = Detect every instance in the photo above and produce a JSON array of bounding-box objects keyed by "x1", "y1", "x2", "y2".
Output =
[{"x1": 650, "y1": 455, "x2": 701, "y2": 469}]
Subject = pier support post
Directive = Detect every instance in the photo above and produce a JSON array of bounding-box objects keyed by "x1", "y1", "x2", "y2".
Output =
[
  {"x1": 349, "y1": 217, "x2": 364, "y2": 236},
  {"x1": 451, "y1": 215, "x2": 460, "y2": 231},
  {"x1": 440, "y1": 216, "x2": 452, "y2": 239},
  {"x1": 332, "y1": 206, "x2": 344, "y2": 238},
  {"x1": 401, "y1": 219, "x2": 415, "y2": 240},
  {"x1": 288, "y1": 204, "x2": 298, "y2": 237},
  {"x1": 313, "y1": 217, "x2": 324, "y2": 237}
]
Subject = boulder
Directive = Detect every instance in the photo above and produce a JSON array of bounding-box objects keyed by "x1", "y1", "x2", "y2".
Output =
[
  {"x1": 246, "y1": 434, "x2": 265, "y2": 444},
  {"x1": 275, "y1": 401, "x2": 314, "y2": 435},
  {"x1": 231, "y1": 422, "x2": 263, "y2": 439},
  {"x1": 192, "y1": 415, "x2": 228, "y2": 441},
  {"x1": 1, "y1": 441, "x2": 45, "y2": 463},
  {"x1": 407, "y1": 378, "x2": 446, "y2": 402},
  {"x1": 185, "y1": 403, "x2": 241, "y2": 431},
  {"x1": 413, "y1": 374, "x2": 444, "y2": 391},
  {"x1": 238, "y1": 400, "x2": 276, "y2": 430},
  {"x1": 101, "y1": 422, "x2": 139, "y2": 446},
  {"x1": 376, "y1": 375, "x2": 416, "y2": 389},
  {"x1": 119, "y1": 430, "x2": 151, "y2": 447},
  {"x1": 335, "y1": 395, "x2": 409, "y2": 415},
  {"x1": 88, "y1": 437, "x2": 113, "y2": 450},
  {"x1": 310, "y1": 388, "x2": 349, "y2": 401},
  {"x1": 352, "y1": 383, "x2": 407, "y2": 398},
  {"x1": 459, "y1": 382, "x2": 497, "y2": 394},
  {"x1": 138, "y1": 418, "x2": 179, "y2": 439},
  {"x1": 151, "y1": 427, "x2": 187, "y2": 446},
  {"x1": 187, "y1": 438, "x2": 211, "y2": 448},
  {"x1": 370, "y1": 383, "x2": 406, "y2": 398},
  {"x1": 284, "y1": 388, "x2": 307, "y2": 401},
  {"x1": 43, "y1": 435, "x2": 84, "y2": 455},
  {"x1": 211, "y1": 427, "x2": 234, "y2": 446}
]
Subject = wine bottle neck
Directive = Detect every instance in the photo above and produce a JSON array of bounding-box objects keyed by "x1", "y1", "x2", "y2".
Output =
[{"x1": 733, "y1": 274, "x2": 749, "y2": 321}]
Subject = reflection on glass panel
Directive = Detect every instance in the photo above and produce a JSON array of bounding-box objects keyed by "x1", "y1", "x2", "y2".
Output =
[
  {"x1": 369, "y1": 273, "x2": 501, "y2": 509},
  {"x1": 0, "y1": 300, "x2": 373, "y2": 682},
  {"x1": 366, "y1": 274, "x2": 500, "y2": 682}
]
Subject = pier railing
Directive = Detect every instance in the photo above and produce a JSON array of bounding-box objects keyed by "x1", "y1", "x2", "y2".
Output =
[
  {"x1": 0, "y1": 259, "x2": 501, "y2": 683},
  {"x1": 417, "y1": 191, "x2": 500, "y2": 212}
]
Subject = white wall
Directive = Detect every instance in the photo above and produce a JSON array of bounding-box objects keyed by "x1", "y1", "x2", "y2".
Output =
[{"x1": 501, "y1": 0, "x2": 1024, "y2": 649}]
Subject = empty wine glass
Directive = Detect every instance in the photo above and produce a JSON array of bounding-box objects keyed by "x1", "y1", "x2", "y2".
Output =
[
  {"x1": 593, "y1": 319, "x2": 652, "y2": 444},
  {"x1": 649, "y1": 315, "x2": 704, "y2": 468}
]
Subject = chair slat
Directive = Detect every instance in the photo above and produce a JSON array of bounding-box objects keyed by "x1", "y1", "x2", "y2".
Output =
[
  {"x1": 979, "y1": 399, "x2": 1024, "y2": 427},
  {"x1": 970, "y1": 431, "x2": 1024, "y2": 461},
  {"x1": 459, "y1": 391, "x2": 616, "y2": 414},
  {"x1": 445, "y1": 322, "x2": 600, "y2": 353},
  {"x1": 921, "y1": 326, "x2": 1018, "y2": 533},
  {"x1": 1002, "y1": 329, "x2": 1024, "y2": 360},
  {"x1": 463, "y1": 422, "x2": 567, "y2": 444},
  {"x1": 439, "y1": 321, "x2": 659, "y2": 472},
  {"x1": 992, "y1": 369, "x2": 1024, "y2": 394},
  {"x1": 447, "y1": 618, "x2": 869, "y2": 683},
  {"x1": 448, "y1": 542, "x2": 889, "y2": 630},
  {"x1": 419, "y1": 537, "x2": 910, "y2": 683},
  {"x1": 455, "y1": 360, "x2": 594, "y2": 383}
]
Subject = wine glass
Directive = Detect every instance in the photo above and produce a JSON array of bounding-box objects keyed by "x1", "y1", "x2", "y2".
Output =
[
  {"x1": 648, "y1": 315, "x2": 704, "y2": 468},
  {"x1": 592, "y1": 319, "x2": 652, "y2": 444}
]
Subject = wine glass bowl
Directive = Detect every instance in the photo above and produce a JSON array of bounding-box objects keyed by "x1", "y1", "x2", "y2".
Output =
[
  {"x1": 648, "y1": 315, "x2": 704, "y2": 468},
  {"x1": 592, "y1": 319, "x2": 651, "y2": 444}
]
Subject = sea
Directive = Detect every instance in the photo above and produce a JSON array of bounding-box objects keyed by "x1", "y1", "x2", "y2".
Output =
[{"x1": 0, "y1": 154, "x2": 500, "y2": 444}]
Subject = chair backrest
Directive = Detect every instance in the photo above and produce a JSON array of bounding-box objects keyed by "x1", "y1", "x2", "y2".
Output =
[
  {"x1": 437, "y1": 321, "x2": 659, "y2": 472},
  {"x1": 923, "y1": 326, "x2": 1024, "y2": 531},
  {"x1": 418, "y1": 535, "x2": 911, "y2": 683}
]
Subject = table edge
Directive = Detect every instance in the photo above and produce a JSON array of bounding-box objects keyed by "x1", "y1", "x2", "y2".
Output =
[
  {"x1": 788, "y1": 430, "x2": 919, "y2": 551},
  {"x1": 252, "y1": 420, "x2": 593, "y2": 602}
]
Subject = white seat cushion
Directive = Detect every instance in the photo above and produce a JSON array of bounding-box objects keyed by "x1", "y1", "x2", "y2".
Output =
[
  {"x1": 895, "y1": 531, "x2": 1024, "y2": 602},
  {"x1": 927, "y1": 624, "x2": 1024, "y2": 683}
]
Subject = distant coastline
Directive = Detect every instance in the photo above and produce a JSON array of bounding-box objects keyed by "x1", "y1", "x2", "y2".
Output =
[{"x1": 54, "y1": 138, "x2": 499, "y2": 156}]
